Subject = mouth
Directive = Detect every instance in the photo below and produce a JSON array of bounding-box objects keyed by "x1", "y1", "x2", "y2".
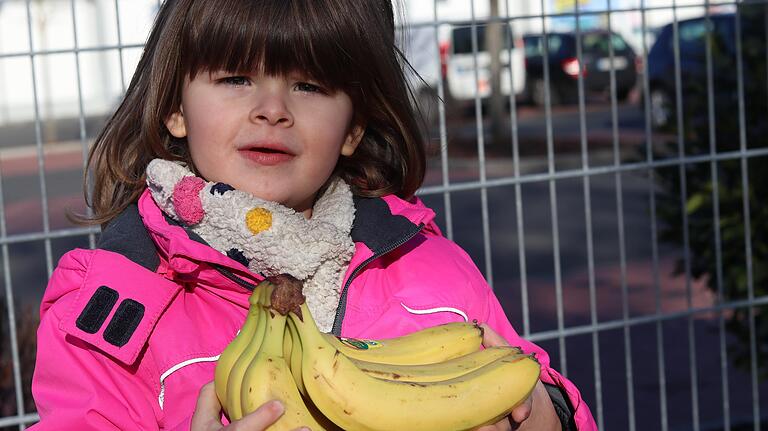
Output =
[{"x1": 238, "y1": 144, "x2": 295, "y2": 166}]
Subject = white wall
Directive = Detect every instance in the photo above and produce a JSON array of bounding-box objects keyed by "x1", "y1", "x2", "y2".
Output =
[{"x1": 0, "y1": 0, "x2": 157, "y2": 126}]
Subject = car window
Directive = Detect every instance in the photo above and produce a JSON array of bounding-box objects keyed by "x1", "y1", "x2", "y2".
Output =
[
  {"x1": 581, "y1": 33, "x2": 630, "y2": 55},
  {"x1": 523, "y1": 35, "x2": 562, "y2": 57},
  {"x1": 611, "y1": 34, "x2": 629, "y2": 52},
  {"x1": 523, "y1": 37, "x2": 540, "y2": 56},
  {"x1": 549, "y1": 35, "x2": 563, "y2": 54},
  {"x1": 675, "y1": 16, "x2": 738, "y2": 58},
  {"x1": 582, "y1": 33, "x2": 605, "y2": 54},
  {"x1": 677, "y1": 19, "x2": 708, "y2": 54},
  {"x1": 452, "y1": 24, "x2": 513, "y2": 54}
]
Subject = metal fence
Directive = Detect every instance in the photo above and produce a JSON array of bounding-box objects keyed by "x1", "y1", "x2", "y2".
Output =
[{"x1": 0, "y1": 0, "x2": 766, "y2": 429}]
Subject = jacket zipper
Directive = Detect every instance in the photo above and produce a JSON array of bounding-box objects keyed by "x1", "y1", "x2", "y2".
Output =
[
  {"x1": 330, "y1": 223, "x2": 424, "y2": 336},
  {"x1": 210, "y1": 223, "x2": 425, "y2": 336},
  {"x1": 212, "y1": 264, "x2": 259, "y2": 291}
]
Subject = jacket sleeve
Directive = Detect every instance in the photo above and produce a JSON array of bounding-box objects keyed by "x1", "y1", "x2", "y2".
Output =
[
  {"x1": 481, "y1": 287, "x2": 598, "y2": 431},
  {"x1": 30, "y1": 251, "x2": 162, "y2": 430}
]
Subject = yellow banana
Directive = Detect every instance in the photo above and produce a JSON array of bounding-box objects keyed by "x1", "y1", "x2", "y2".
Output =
[
  {"x1": 285, "y1": 317, "x2": 306, "y2": 395},
  {"x1": 290, "y1": 323, "x2": 520, "y2": 385},
  {"x1": 239, "y1": 307, "x2": 326, "y2": 430},
  {"x1": 322, "y1": 321, "x2": 484, "y2": 365},
  {"x1": 225, "y1": 283, "x2": 270, "y2": 420},
  {"x1": 352, "y1": 345, "x2": 525, "y2": 383},
  {"x1": 214, "y1": 284, "x2": 263, "y2": 406},
  {"x1": 282, "y1": 316, "x2": 293, "y2": 361},
  {"x1": 290, "y1": 301, "x2": 541, "y2": 431}
]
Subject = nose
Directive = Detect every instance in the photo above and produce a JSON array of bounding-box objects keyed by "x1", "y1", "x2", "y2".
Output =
[{"x1": 249, "y1": 92, "x2": 294, "y2": 127}]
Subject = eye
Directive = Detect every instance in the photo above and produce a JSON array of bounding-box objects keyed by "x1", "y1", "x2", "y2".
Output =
[
  {"x1": 219, "y1": 76, "x2": 251, "y2": 87},
  {"x1": 295, "y1": 81, "x2": 325, "y2": 94}
]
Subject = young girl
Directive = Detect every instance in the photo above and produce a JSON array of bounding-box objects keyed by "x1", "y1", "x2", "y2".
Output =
[{"x1": 31, "y1": 0, "x2": 597, "y2": 430}]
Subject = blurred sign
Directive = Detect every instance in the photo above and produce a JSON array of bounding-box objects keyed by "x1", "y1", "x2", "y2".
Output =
[
  {"x1": 553, "y1": 0, "x2": 592, "y2": 12},
  {"x1": 550, "y1": 0, "x2": 617, "y2": 31}
]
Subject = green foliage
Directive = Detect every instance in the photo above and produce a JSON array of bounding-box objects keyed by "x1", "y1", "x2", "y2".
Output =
[{"x1": 655, "y1": 3, "x2": 767, "y2": 379}]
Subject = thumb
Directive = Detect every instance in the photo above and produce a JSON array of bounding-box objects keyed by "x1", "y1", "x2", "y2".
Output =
[{"x1": 234, "y1": 400, "x2": 286, "y2": 430}]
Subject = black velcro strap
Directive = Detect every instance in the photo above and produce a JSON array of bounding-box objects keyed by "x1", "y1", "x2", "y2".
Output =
[
  {"x1": 103, "y1": 299, "x2": 145, "y2": 347},
  {"x1": 76, "y1": 286, "x2": 119, "y2": 334}
]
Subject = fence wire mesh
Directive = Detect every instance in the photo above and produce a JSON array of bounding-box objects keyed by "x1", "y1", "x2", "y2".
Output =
[{"x1": 0, "y1": 0, "x2": 766, "y2": 429}]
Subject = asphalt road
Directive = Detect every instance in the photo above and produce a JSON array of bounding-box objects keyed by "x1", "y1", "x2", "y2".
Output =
[{"x1": 0, "y1": 101, "x2": 764, "y2": 429}]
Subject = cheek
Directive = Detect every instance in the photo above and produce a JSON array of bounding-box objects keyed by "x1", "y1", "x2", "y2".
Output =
[
  {"x1": 319, "y1": 102, "x2": 355, "y2": 145},
  {"x1": 184, "y1": 107, "x2": 225, "y2": 140}
]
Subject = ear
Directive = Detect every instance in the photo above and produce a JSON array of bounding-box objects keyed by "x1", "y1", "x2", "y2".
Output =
[
  {"x1": 340, "y1": 123, "x2": 365, "y2": 157},
  {"x1": 165, "y1": 108, "x2": 187, "y2": 138}
]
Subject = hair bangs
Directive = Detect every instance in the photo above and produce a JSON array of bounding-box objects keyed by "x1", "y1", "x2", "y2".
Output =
[{"x1": 180, "y1": 0, "x2": 360, "y2": 92}]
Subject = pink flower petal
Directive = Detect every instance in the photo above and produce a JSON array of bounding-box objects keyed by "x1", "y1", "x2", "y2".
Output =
[{"x1": 173, "y1": 176, "x2": 206, "y2": 225}]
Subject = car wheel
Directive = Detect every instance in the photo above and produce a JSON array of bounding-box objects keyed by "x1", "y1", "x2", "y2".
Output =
[{"x1": 650, "y1": 88, "x2": 673, "y2": 128}]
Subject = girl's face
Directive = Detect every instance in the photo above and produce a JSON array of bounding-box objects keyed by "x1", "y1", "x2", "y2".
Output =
[{"x1": 165, "y1": 70, "x2": 363, "y2": 218}]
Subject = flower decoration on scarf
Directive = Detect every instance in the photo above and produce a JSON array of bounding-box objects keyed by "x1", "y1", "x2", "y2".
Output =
[{"x1": 145, "y1": 159, "x2": 355, "y2": 332}]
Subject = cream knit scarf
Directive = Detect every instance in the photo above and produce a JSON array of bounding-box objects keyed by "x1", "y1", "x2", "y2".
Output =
[{"x1": 145, "y1": 159, "x2": 355, "y2": 332}]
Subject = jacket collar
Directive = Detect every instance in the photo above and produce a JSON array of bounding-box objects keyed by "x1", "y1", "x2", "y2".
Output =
[
  {"x1": 97, "y1": 202, "x2": 160, "y2": 272},
  {"x1": 351, "y1": 195, "x2": 434, "y2": 255}
]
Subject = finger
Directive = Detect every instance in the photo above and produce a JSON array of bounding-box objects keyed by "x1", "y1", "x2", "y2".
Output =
[
  {"x1": 190, "y1": 382, "x2": 223, "y2": 431},
  {"x1": 508, "y1": 396, "x2": 533, "y2": 425},
  {"x1": 509, "y1": 381, "x2": 543, "y2": 426},
  {"x1": 233, "y1": 400, "x2": 285, "y2": 430},
  {"x1": 480, "y1": 324, "x2": 510, "y2": 347}
]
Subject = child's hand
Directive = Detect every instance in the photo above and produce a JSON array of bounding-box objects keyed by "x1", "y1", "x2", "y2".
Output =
[
  {"x1": 190, "y1": 381, "x2": 310, "y2": 431},
  {"x1": 477, "y1": 324, "x2": 560, "y2": 431}
]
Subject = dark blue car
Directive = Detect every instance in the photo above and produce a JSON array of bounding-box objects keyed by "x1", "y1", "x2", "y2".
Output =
[{"x1": 646, "y1": 13, "x2": 738, "y2": 128}]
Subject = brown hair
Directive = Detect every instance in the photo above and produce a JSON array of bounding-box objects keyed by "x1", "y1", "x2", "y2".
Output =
[{"x1": 82, "y1": 0, "x2": 426, "y2": 226}]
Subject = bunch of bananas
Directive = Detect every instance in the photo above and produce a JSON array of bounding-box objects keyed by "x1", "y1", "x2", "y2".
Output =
[{"x1": 214, "y1": 275, "x2": 541, "y2": 431}]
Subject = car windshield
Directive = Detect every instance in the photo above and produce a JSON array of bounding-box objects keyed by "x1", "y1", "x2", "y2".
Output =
[
  {"x1": 673, "y1": 16, "x2": 736, "y2": 55},
  {"x1": 452, "y1": 24, "x2": 514, "y2": 54},
  {"x1": 581, "y1": 33, "x2": 631, "y2": 55},
  {"x1": 523, "y1": 33, "x2": 630, "y2": 57},
  {"x1": 523, "y1": 35, "x2": 563, "y2": 57}
]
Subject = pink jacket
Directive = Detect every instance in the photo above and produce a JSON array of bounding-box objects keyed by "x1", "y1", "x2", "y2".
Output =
[{"x1": 31, "y1": 189, "x2": 596, "y2": 430}]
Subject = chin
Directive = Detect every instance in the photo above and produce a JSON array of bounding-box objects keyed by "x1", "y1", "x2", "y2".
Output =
[{"x1": 247, "y1": 190, "x2": 288, "y2": 206}]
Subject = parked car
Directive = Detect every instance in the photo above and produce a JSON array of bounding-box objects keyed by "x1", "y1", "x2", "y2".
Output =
[
  {"x1": 646, "y1": 13, "x2": 737, "y2": 128},
  {"x1": 522, "y1": 31, "x2": 638, "y2": 106},
  {"x1": 439, "y1": 22, "x2": 527, "y2": 103},
  {"x1": 402, "y1": 22, "x2": 526, "y2": 126}
]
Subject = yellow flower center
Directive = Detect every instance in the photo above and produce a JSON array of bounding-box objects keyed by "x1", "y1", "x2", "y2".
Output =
[{"x1": 245, "y1": 207, "x2": 272, "y2": 235}]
